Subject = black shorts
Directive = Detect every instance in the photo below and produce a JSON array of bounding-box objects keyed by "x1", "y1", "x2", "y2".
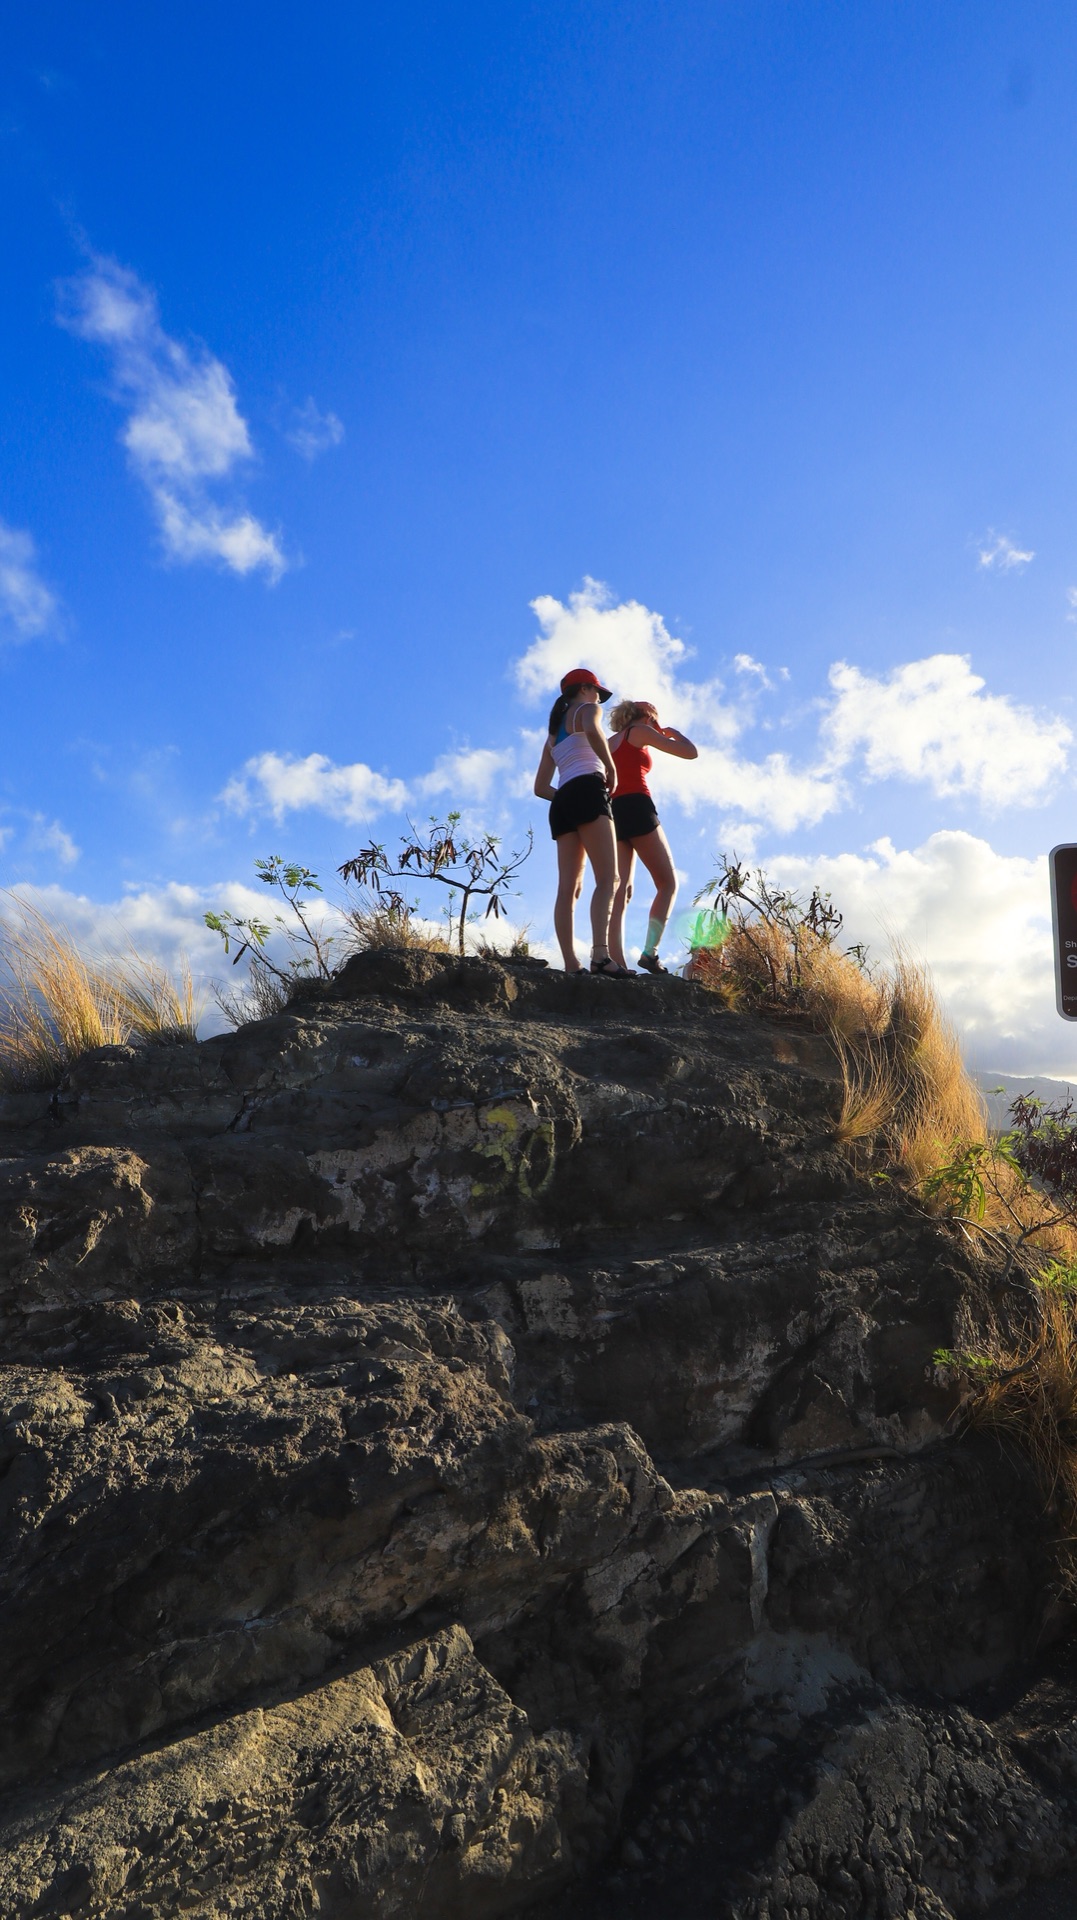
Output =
[
  {"x1": 549, "y1": 773, "x2": 613, "y2": 839},
  {"x1": 612, "y1": 792, "x2": 660, "y2": 842}
]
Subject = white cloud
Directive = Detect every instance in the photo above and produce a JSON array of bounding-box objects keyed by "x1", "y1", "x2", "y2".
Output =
[
  {"x1": 0, "y1": 809, "x2": 81, "y2": 869},
  {"x1": 221, "y1": 751, "x2": 409, "y2": 826},
  {"x1": 515, "y1": 580, "x2": 842, "y2": 832},
  {"x1": 154, "y1": 495, "x2": 285, "y2": 578},
  {"x1": 762, "y1": 831, "x2": 1067, "y2": 1075},
  {"x1": 418, "y1": 746, "x2": 519, "y2": 802},
  {"x1": 0, "y1": 520, "x2": 60, "y2": 640},
  {"x1": 656, "y1": 748, "x2": 844, "y2": 832},
  {"x1": 58, "y1": 253, "x2": 284, "y2": 581},
  {"x1": 285, "y1": 398, "x2": 345, "y2": 461},
  {"x1": 518, "y1": 577, "x2": 735, "y2": 738},
  {"x1": 822, "y1": 654, "x2": 1069, "y2": 808},
  {"x1": 25, "y1": 815, "x2": 79, "y2": 867},
  {"x1": 977, "y1": 531, "x2": 1034, "y2": 572},
  {"x1": 1066, "y1": 587, "x2": 1077, "y2": 625},
  {"x1": 733, "y1": 652, "x2": 773, "y2": 689}
]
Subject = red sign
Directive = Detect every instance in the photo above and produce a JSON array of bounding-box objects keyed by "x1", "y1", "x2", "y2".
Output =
[{"x1": 1050, "y1": 844, "x2": 1077, "y2": 1020}]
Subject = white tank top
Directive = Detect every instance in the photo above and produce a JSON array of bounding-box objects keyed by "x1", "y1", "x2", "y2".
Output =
[{"x1": 551, "y1": 704, "x2": 604, "y2": 783}]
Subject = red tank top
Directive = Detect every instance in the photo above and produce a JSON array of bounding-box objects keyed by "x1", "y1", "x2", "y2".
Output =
[{"x1": 612, "y1": 733, "x2": 652, "y2": 795}]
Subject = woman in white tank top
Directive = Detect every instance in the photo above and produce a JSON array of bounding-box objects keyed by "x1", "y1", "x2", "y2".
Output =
[{"x1": 533, "y1": 668, "x2": 629, "y2": 974}]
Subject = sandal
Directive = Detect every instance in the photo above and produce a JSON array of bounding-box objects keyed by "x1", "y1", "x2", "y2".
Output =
[
  {"x1": 637, "y1": 953, "x2": 667, "y2": 974},
  {"x1": 590, "y1": 957, "x2": 634, "y2": 977}
]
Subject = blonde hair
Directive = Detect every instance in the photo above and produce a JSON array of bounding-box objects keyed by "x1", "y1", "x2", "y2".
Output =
[{"x1": 609, "y1": 698, "x2": 658, "y2": 734}]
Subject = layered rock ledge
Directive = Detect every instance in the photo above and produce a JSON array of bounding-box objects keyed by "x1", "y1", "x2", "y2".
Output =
[{"x1": 0, "y1": 949, "x2": 1070, "y2": 1918}]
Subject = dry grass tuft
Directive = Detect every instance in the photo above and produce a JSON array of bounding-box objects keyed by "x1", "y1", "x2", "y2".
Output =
[
  {"x1": 699, "y1": 885, "x2": 1077, "y2": 1275},
  {"x1": 475, "y1": 926, "x2": 533, "y2": 961},
  {"x1": 0, "y1": 898, "x2": 198, "y2": 1088},
  {"x1": 697, "y1": 903, "x2": 987, "y2": 1197},
  {"x1": 344, "y1": 894, "x2": 451, "y2": 955},
  {"x1": 882, "y1": 956, "x2": 988, "y2": 1190}
]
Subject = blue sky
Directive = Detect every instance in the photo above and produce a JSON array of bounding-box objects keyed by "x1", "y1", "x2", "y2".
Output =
[{"x1": 3, "y1": 1, "x2": 1077, "y2": 1070}]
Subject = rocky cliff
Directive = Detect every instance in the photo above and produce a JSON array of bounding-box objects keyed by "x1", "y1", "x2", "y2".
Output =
[{"x1": 0, "y1": 949, "x2": 1073, "y2": 1918}]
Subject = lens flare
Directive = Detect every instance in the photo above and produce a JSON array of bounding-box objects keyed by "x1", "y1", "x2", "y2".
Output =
[{"x1": 676, "y1": 908, "x2": 731, "y2": 951}]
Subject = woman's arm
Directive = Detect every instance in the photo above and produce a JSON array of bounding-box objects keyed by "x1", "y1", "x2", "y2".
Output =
[
  {"x1": 533, "y1": 742, "x2": 558, "y2": 800},
  {"x1": 581, "y1": 712, "x2": 618, "y2": 789},
  {"x1": 629, "y1": 722, "x2": 698, "y2": 761}
]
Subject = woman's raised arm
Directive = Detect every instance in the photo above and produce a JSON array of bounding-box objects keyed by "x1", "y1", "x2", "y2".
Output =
[{"x1": 630, "y1": 722, "x2": 698, "y2": 761}]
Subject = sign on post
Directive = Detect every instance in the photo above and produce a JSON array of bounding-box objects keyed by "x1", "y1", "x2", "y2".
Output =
[{"x1": 1050, "y1": 844, "x2": 1077, "y2": 1020}]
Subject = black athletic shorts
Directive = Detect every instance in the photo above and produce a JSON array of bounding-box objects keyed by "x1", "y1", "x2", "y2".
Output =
[
  {"x1": 612, "y1": 792, "x2": 660, "y2": 842},
  {"x1": 549, "y1": 773, "x2": 613, "y2": 839}
]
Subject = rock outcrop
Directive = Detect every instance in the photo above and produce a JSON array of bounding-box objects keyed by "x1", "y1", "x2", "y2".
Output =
[{"x1": 0, "y1": 949, "x2": 1071, "y2": 1917}]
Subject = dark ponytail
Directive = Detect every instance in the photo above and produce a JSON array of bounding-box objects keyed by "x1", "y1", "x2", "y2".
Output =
[{"x1": 547, "y1": 691, "x2": 573, "y2": 737}]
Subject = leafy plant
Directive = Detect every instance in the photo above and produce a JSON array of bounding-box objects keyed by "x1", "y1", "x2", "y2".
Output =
[
  {"x1": 921, "y1": 1139, "x2": 1020, "y2": 1222},
  {"x1": 205, "y1": 856, "x2": 336, "y2": 988},
  {"x1": 339, "y1": 815, "x2": 533, "y2": 957},
  {"x1": 1003, "y1": 1094, "x2": 1077, "y2": 1207},
  {"x1": 932, "y1": 1347, "x2": 997, "y2": 1376},
  {"x1": 204, "y1": 856, "x2": 340, "y2": 1025}
]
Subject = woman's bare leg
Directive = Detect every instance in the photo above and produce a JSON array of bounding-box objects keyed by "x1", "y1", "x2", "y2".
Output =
[
  {"x1": 577, "y1": 814, "x2": 618, "y2": 959},
  {"x1": 631, "y1": 827, "x2": 677, "y2": 956},
  {"x1": 609, "y1": 842, "x2": 635, "y2": 970},
  {"x1": 554, "y1": 834, "x2": 586, "y2": 970}
]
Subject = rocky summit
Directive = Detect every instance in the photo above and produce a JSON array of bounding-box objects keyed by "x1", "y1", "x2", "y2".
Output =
[{"x1": 0, "y1": 948, "x2": 1075, "y2": 1919}]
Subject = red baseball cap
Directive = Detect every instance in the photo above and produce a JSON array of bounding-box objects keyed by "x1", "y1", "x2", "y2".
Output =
[{"x1": 560, "y1": 667, "x2": 612, "y2": 701}]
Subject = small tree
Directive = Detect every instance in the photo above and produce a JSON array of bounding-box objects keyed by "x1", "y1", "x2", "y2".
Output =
[
  {"x1": 205, "y1": 857, "x2": 337, "y2": 1022},
  {"x1": 339, "y1": 814, "x2": 533, "y2": 956}
]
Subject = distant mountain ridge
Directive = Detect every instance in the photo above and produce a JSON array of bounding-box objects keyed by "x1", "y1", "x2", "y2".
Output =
[{"x1": 976, "y1": 1072, "x2": 1077, "y2": 1132}]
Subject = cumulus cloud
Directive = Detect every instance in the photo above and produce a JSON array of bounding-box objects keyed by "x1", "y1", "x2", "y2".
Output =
[
  {"x1": 515, "y1": 580, "x2": 842, "y2": 832},
  {"x1": 763, "y1": 831, "x2": 1063, "y2": 1075},
  {"x1": 58, "y1": 253, "x2": 284, "y2": 580},
  {"x1": 733, "y1": 652, "x2": 775, "y2": 688},
  {"x1": 822, "y1": 654, "x2": 1069, "y2": 809},
  {"x1": 0, "y1": 520, "x2": 60, "y2": 640},
  {"x1": 24, "y1": 815, "x2": 79, "y2": 866},
  {"x1": 0, "y1": 809, "x2": 81, "y2": 868},
  {"x1": 221, "y1": 751, "x2": 409, "y2": 826},
  {"x1": 656, "y1": 749, "x2": 844, "y2": 832},
  {"x1": 977, "y1": 531, "x2": 1034, "y2": 572},
  {"x1": 517, "y1": 578, "x2": 734, "y2": 738},
  {"x1": 418, "y1": 746, "x2": 520, "y2": 802},
  {"x1": 285, "y1": 398, "x2": 345, "y2": 461}
]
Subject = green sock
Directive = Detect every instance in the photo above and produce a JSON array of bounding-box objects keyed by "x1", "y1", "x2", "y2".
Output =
[{"x1": 641, "y1": 917, "x2": 664, "y2": 956}]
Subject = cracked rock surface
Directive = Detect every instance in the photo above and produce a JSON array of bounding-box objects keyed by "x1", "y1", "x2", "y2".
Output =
[{"x1": 0, "y1": 948, "x2": 1071, "y2": 1917}]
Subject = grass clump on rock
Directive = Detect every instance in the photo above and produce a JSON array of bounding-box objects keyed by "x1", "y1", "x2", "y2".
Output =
[
  {"x1": 0, "y1": 896, "x2": 197, "y2": 1089},
  {"x1": 694, "y1": 862, "x2": 1077, "y2": 1584},
  {"x1": 691, "y1": 858, "x2": 990, "y2": 1198}
]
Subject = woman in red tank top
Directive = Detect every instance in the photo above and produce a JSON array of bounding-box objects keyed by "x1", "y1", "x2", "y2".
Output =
[{"x1": 607, "y1": 699, "x2": 698, "y2": 973}]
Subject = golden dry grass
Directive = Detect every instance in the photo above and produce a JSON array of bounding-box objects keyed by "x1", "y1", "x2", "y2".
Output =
[
  {"x1": 698, "y1": 910, "x2": 987, "y2": 1195},
  {"x1": 700, "y1": 878, "x2": 1077, "y2": 1570},
  {"x1": 701, "y1": 906, "x2": 1077, "y2": 1262},
  {"x1": 344, "y1": 896, "x2": 451, "y2": 954},
  {"x1": 0, "y1": 898, "x2": 198, "y2": 1088}
]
